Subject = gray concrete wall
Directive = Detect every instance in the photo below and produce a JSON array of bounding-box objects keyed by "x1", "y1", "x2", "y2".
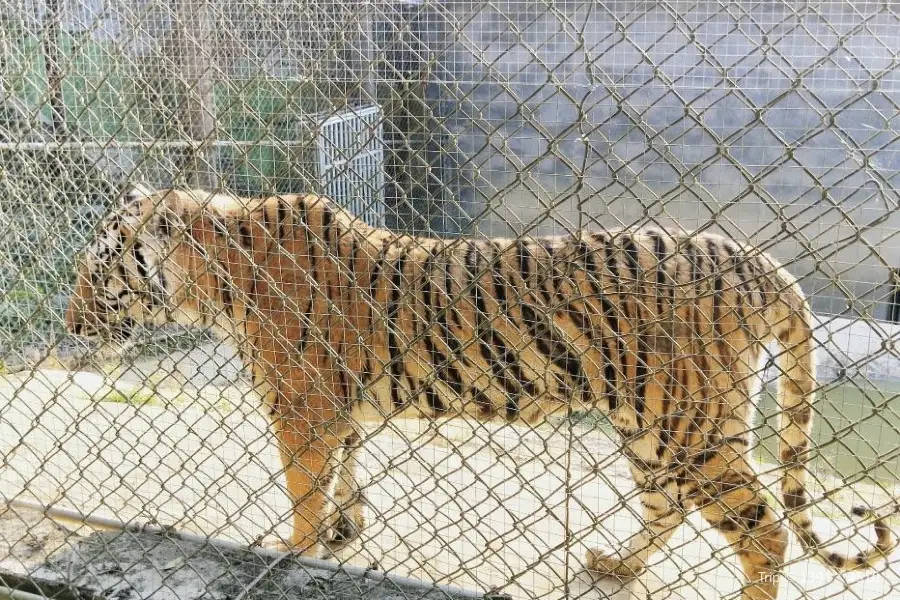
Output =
[{"x1": 419, "y1": 0, "x2": 900, "y2": 318}]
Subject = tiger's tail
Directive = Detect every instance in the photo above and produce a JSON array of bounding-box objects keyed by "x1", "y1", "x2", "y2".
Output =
[{"x1": 775, "y1": 285, "x2": 896, "y2": 570}]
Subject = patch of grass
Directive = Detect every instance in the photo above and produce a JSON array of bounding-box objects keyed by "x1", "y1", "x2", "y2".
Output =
[
  {"x1": 755, "y1": 379, "x2": 900, "y2": 484},
  {"x1": 213, "y1": 399, "x2": 235, "y2": 413},
  {"x1": 99, "y1": 388, "x2": 160, "y2": 407},
  {"x1": 566, "y1": 409, "x2": 613, "y2": 432}
]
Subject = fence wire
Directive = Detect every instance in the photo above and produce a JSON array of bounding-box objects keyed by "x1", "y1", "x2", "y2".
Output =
[{"x1": 1, "y1": 1, "x2": 900, "y2": 600}]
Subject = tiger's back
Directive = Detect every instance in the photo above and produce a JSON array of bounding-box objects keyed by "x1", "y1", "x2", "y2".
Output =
[
  {"x1": 236, "y1": 200, "x2": 789, "y2": 433},
  {"x1": 335, "y1": 229, "x2": 777, "y2": 424}
]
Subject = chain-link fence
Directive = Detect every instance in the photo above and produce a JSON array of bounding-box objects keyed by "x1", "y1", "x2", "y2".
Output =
[{"x1": 2, "y1": 1, "x2": 900, "y2": 599}]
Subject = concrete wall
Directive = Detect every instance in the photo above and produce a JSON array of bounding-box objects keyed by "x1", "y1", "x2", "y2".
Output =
[{"x1": 413, "y1": 0, "x2": 900, "y2": 318}]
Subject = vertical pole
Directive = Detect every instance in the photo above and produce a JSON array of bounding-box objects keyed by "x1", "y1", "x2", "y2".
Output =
[
  {"x1": 359, "y1": 0, "x2": 377, "y2": 104},
  {"x1": 41, "y1": 0, "x2": 66, "y2": 137},
  {"x1": 174, "y1": 0, "x2": 219, "y2": 189}
]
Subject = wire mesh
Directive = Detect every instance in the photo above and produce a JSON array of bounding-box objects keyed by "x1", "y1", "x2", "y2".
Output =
[{"x1": 1, "y1": 1, "x2": 899, "y2": 600}]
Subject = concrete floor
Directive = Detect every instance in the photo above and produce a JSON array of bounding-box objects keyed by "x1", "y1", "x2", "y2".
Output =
[{"x1": 1, "y1": 366, "x2": 898, "y2": 600}]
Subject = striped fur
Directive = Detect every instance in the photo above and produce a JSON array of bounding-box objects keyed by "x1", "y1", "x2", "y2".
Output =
[{"x1": 66, "y1": 188, "x2": 897, "y2": 599}]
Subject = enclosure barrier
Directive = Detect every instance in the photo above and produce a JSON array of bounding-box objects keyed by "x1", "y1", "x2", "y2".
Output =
[{"x1": 1, "y1": 1, "x2": 899, "y2": 599}]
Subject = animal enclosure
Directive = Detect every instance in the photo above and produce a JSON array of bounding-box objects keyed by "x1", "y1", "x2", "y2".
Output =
[{"x1": 2, "y1": 1, "x2": 900, "y2": 600}]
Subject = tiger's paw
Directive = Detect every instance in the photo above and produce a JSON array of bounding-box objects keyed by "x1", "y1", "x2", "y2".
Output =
[
  {"x1": 585, "y1": 548, "x2": 646, "y2": 581},
  {"x1": 262, "y1": 538, "x2": 322, "y2": 557},
  {"x1": 262, "y1": 539, "x2": 292, "y2": 553},
  {"x1": 321, "y1": 504, "x2": 366, "y2": 550}
]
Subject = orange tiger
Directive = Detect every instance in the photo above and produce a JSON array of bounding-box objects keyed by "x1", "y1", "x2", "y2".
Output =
[{"x1": 65, "y1": 187, "x2": 896, "y2": 599}]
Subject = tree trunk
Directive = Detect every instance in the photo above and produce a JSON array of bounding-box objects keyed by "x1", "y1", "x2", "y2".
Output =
[
  {"x1": 41, "y1": 0, "x2": 66, "y2": 137},
  {"x1": 174, "y1": 0, "x2": 219, "y2": 189}
]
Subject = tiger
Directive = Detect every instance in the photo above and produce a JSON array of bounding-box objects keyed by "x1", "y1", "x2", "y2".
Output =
[{"x1": 65, "y1": 186, "x2": 896, "y2": 600}]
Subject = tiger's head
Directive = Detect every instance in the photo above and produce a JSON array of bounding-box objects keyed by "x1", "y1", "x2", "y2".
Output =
[{"x1": 65, "y1": 184, "x2": 184, "y2": 347}]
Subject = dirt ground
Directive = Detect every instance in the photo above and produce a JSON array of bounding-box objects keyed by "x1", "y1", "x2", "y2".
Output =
[{"x1": 0, "y1": 502, "x2": 81, "y2": 576}]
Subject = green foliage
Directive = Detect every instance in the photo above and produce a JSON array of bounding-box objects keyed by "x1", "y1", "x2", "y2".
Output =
[
  {"x1": 99, "y1": 388, "x2": 160, "y2": 407},
  {"x1": 0, "y1": 31, "x2": 346, "y2": 355},
  {"x1": 755, "y1": 380, "x2": 900, "y2": 483},
  {"x1": 214, "y1": 78, "x2": 331, "y2": 196},
  {"x1": 567, "y1": 409, "x2": 612, "y2": 432}
]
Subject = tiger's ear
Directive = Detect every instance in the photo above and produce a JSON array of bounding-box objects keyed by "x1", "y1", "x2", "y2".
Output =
[
  {"x1": 122, "y1": 189, "x2": 140, "y2": 207},
  {"x1": 151, "y1": 203, "x2": 189, "y2": 242},
  {"x1": 121, "y1": 183, "x2": 155, "y2": 208}
]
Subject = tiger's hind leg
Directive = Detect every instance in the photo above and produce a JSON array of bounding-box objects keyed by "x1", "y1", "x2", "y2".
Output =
[
  {"x1": 320, "y1": 430, "x2": 366, "y2": 552},
  {"x1": 587, "y1": 481, "x2": 686, "y2": 581},
  {"x1": 693, "y1": 447, "x2": 788, "y2": 600}
]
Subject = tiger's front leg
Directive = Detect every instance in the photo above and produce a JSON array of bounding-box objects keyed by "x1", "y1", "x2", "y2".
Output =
[
  {"x1": 319, "y1": 430, "x2": 366, "y2": 553},
  {"x1": 272, "y1": 414, "x2": 351, "y2": 557}
]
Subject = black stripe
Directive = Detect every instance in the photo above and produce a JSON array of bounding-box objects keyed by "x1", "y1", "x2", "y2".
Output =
[
  {"x1": 221, "y1": 283, "x2": 234, "y2": 319},
  {"x1": 740, "y1": 502, "x2": 767, "y2": 530},
  {"x1": 260, "y1": 207, "x2": 272, "y2": 239},
  {"x1": 635, "y1": 344, "x2": 648, "y2": 427},
  {"x1": 116, "y1": 230, "x2": 128, "y2": 259},
  {"x1": 441, "y1": 249, "x2": 479, "y2": 409},
  {"x1": 132, "y1": 241, "x2": 150, "y2": 280},
  {"x1": 447, "y1": 250, "x2": 463, "y2": 330},
  {"x1": 248, "y1": 276, "x2": 257, "y2": 306},
  {"x1": 420, "y1": 249, "x2": 465, "y2": 397},
  {"x1": 466, "y1": 243, "x2": 479, "y2": 292},
  {"x1": 435, "y1": 259, "x2": 467, "y2": 397},
  {"x1": 421, "y1": 248, "x2": 437, "y2": 316},
  {"x1": 239, "y1": 222, "x2": 253, "y2": 249},
  {"x1": 656, "y1": 363, "x2": 680, "y2": 458},
  {"x1": 723, "y1": 435, "x2": 749, "y2": 447},
  {"x1": 468, "y1": 244, "x2": 524, "y2": 402},
  {"x1": 649, "y1": 230, "x2": 669, "y2": 317},
  {"x1": 337, "y1": 341, "x2": 351, "y2": 401},
  {"x1": 517, "y1": 240, "x2": 533, "y2": 285},
  {"x1": 322, "y1": 203, "x2": 335, "y2": 248},
  {"x1": 604, "y1": 234, "x2": 626, "y2": 304},
  {"x1": 490, "y1": 244, "x2": 507, "y2": 311},
  {"x1": 520, "y1": 302, "x2": 586, "y2": 390},
  {"x1": 719, "y1": 240, "x2": 751, "y2": 326},
  {"x1": 622, "y1": 235, "x2": 641, "y2": 281},
  {"x1": 212, "y1": 217, "x2": 229, "y2": 239},
  {"x1": 687, "y1": 238, "x2": 703, "y2": 284},
  {"x1": 538, "y1": 240, "x2": 557, "y2": 305},
  {"x1": 481, "y1": 253, "x2": 534, "y2": 410},
  {"x1": 348, "y1": 238, "x2": 360, "y2": 280},
  {"x1": 624, "y1": 235, "x2": 647, "y2": 426},
  {"x1": 685, "y1": 238, "x2": 704, "y2": 346},
  {"x1": 296, "y1": 197, "x2": 308, "y2": 226},
  {"x1": 423, "y1": 333, "x2": 464, "y2": 395},
  {"x1": 472, "y1": 389, "x2": 493, "y2": 416},
  {"x1": 580, "y1": 239, "x2": 620, "y2": 410},
  {"x1": 386, "y1": 252, "x2": 407, "y2": 409},
  {"x1": 368, "y1": 254, "x2": 384, "y2": 300},
  {"x1": 706, "y1": 238, "x2": 724, "y2": 335},
  {"x1": 277, "y1": 199, "x2": 288, "y2": 241},
  {"x1": 364, "y1": 247, "x2": 385, "y2": 386},
  {"x1": 157, "y1": 268, "x2": 169, "y2": 308},
  {"x1": 425, "y1": 385, "x2": 446, "y2": 414},
  {"x1": 296, "y1": 297, "x2": 314, "y2": 352},
  {"x1": 690, "y1": 447, "x2": 718, "y2": 466},
  {"x1": 158, "y1": 214, "x2": 172, "y2": 238},
  {"x1": 565, "y1": 305, "x2": 595, "y2": 344}
]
